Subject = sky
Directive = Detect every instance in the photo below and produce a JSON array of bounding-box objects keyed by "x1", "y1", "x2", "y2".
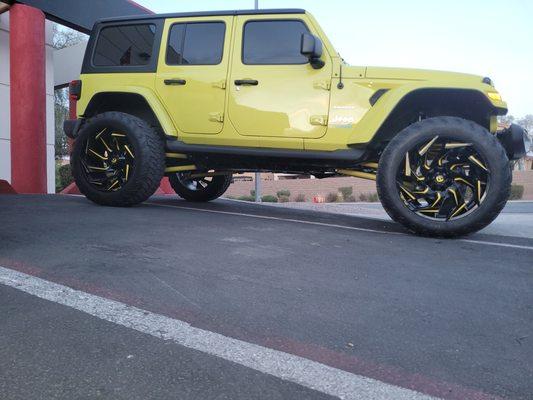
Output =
[{"x1": 136, "y1": 0, "x2": 533, "y2": 117}]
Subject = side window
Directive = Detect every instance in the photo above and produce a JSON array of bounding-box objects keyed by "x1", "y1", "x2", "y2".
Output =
[
  {"x1": 93, "y1": 24, "x2": 156, "y2": 66},
  {"x1": 242, "y1": 20, "x2": 309, "y2": 65},
  {"x1": 166, "y1": 22, "x2": 225, "y2": 65}
]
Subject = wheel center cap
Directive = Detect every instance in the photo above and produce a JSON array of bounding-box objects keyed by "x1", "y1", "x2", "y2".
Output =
[{"x1": 435, "y1": 175, "x2": 445, "y2": 183}]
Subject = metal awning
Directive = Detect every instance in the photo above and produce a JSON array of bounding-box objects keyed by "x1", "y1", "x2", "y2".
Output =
[{"x1": 0, "y1": 0, "x2": 152, "y2": 33}]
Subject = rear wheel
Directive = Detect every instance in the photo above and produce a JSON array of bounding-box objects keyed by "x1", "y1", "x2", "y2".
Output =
[
  {"x1": 169, "y1": 172, "x2": 232, "y2": 202},
  {"x1": 71, "y1": 112, "x2": 165, "y2": 207},
  {"x1": 376, "y1": 117, "x2": 511, "y2": 237}
]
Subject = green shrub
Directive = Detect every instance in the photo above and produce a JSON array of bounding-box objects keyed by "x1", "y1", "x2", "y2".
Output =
[
  {"x1": 261, "y1": 195, "x2": 278, "y2": 202},
  {"x1": 338, "y1": 186, "x2": 353, "y2": 201},
  {"x1": 294, "y1": 193, "x2": 306, "y2": 202},
  {"x1": 509, "y1": 184, "x2": 524, "y2": 200},
  {"x1": 326, "y1": 192, "x2": 339, "y2": 203},
  {"x1": 278, "y1": 195, "x2": 290, "y2": 203},
  {"x1": 55, "y1": 163, "x2": 73, "y2": 193},
  {"x1": 359, "y1": 192, "x2": 379, "y2": 202},
  {"x1": 250, "y1": 189, "x2": 256, "y2": 197},
  {"x1": 238, "y1": 195, "x2": 255, "y2": 201},
  {"x1": 276, "y1": 189, "x2": 291, "y2": 198}
]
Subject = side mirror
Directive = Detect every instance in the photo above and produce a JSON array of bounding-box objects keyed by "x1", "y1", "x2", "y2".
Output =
[{"x1": 300, "y1": 33, "x2": 325, "y2": 69}]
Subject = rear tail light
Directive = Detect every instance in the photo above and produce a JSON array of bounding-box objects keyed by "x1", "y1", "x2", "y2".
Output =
[{"x1": 69, "y1": 80, "x2": 82, "y2": 101}]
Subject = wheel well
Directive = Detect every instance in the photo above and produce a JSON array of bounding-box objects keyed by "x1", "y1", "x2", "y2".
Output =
[
  {"x1": 368, "y1": 89, "x2": 497, "y2": 152},
  {"x1": 83, "y1": 92, "x2": 163, "y2": 135}
]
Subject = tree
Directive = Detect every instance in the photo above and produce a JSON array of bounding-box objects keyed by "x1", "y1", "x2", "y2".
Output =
[
  {"x1": 54, "y1": 88, "x2": 69, "y2": 159},
  {"x1": 52, "y1": 24, "x2": 85, "y2": 50},
  {"x1": 516, "y1": 115, "x2": 533, "y2": 134}
]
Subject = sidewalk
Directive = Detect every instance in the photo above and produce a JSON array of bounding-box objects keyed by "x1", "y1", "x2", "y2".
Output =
[{"x1": 260, "y1": 200, "x2": 533, "y2": 239}]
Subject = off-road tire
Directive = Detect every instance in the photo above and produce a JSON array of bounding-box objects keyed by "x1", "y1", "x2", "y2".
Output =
[
  {"x1": 376, "y1": 117, "x2": 511, "y2": 237},
  {"x1": 72, "y1": 112, "x2": 165, "y2": 207},
  {"x1": 169, "y1": 173, "x2": 232, "y2": 202}
]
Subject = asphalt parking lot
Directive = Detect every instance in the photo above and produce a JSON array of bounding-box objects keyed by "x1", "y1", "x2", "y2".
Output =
[{"x1": 1, "y1": 194, "x2": 532, "y2": 400}]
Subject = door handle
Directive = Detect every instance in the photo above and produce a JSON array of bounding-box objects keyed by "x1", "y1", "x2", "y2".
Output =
[
  {"x1": 164, "y1": 79, "x2": 186, "y2": 85},
  {"x1": 234, "y1": 79, "x2": 258, "y2": 86}
]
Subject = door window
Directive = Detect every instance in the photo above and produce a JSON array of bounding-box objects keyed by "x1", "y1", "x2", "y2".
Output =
[
  {"x1": 166, "y1": 22, "x2": 225, "y2": 65},
  {"x1": 242, "y1": 20, "x2": 309, "y2": 65}
]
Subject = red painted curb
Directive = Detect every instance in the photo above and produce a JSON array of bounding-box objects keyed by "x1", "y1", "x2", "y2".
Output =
[
  {"x1": 60, "y1": 180, "x2": 173, "y2": 196},
  {"x1": 158, "y1": 177, "x2": 174, "y2": 194},
  {"x1": 60, "y1": 182, "x2": 81, "y2": 195},
  {"x1": 0, "y1": 180, "x2": 17, "y2": 194}
]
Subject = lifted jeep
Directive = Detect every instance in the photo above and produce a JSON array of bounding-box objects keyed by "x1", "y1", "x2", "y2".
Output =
[{"x1": 65, "y1": 8, "x2": 529, "y2": 237}]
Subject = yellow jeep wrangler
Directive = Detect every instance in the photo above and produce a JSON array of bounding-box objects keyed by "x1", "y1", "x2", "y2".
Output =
[{"x1": 65, "y1": 8, "x2": 529, "y2": 237}]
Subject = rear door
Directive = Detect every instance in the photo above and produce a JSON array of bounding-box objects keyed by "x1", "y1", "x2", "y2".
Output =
[
  {"x1": 228, "y1": 15, "x2": 332, "y2": 139},
  {"x1": 156, "y1": 16, "x2": 233, "y2": 134}
]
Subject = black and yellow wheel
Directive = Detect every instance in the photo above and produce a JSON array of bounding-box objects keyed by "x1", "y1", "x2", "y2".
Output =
[
  {"x1": 169, "y1": 172, "x2": 232, "y2": 202},
  {"x1": 71, "y1": 112, "x2": 165, "y2": 207},
  {"x1": 377, "y1": 117, "x2": 511, "y2": 237}
]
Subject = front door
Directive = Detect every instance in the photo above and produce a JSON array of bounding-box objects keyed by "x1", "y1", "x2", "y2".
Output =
[
  {"x1": 228, "y1": 16, "x2": 332, "y2": 139},
  {"x1": 156, "y1": 17, "x2": 232, "y2": 134}
]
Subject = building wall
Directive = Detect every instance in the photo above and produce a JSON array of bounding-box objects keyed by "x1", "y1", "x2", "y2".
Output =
[
  {"x1": 226, "y1": 175, "x2": 378, "y2": 201},
  {"x1": 0, "y1": 11, "x2": 55, "y2": 193},
  {"x1": 0, "y1": 13, "x2": 10, "y2": 183}
]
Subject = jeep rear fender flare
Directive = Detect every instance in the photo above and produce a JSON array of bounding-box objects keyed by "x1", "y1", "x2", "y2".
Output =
[
  {"x1": 82, "y1": 87, "x2": 178, "y2": 137},
  {"x1": 346, "y1": 83, "x2": 507, "y2": 146}
]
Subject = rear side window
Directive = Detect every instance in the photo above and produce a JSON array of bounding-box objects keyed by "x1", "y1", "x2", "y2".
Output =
[
  {"x1": 166, "y1": 22, "x2": 225, "y2": 65},
  {"x1": 93, "y1": 24, "x2": 156, "y2": 66},
  {"x1": 243, "y1": 20, "x2": 309, "y2": 65}
]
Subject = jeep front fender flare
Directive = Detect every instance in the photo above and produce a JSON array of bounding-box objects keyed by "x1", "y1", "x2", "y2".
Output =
[{"x1": 347, "y1": 82, "x2": 507, "y2": 146}]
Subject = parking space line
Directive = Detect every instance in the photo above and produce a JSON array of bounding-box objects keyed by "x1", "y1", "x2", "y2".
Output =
[
  {"x1": 146, "y1": 202, "x2": 533, "y2": 252},
  {"x1": 458, "y1": 239, "x2": 533, "y2": 251},
  {"x1": 0, "y1": 265, "x2": 438, "y2": 400},
  {"x1": 146, "y1": 202, "x2": 405, "y2": 235}
]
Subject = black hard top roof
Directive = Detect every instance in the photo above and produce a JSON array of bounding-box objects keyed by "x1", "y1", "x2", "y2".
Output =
[{"x1": 98, "y1": 8, "x2": 306, "y2": 24}]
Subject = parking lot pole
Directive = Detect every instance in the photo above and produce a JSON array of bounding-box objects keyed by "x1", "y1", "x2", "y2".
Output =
[{"x1": 255, "y1": 173, "x2": 261, "y2": 202}]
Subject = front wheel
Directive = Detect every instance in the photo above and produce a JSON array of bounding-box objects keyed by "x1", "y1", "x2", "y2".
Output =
[
  {"x1": 376, "y1": 117, "x2": 511, "y2": 237},
  {"x1": 169, "y1": 172, "x2": 232, "y2": 202}
]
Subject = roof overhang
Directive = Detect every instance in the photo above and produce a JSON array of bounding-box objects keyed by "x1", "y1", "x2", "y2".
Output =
[{"x1": 0, "y1": 0, "x2": 152, "y2": 33}]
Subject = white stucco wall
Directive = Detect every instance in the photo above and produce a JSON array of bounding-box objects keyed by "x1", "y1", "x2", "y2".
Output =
[
  {"x1": 0, "y1": 11, "x2": 55, "y2": 193},
  {"x1": 0, "y1": 13, "x2": 11, "y2": 184},
  {"x1": 54, "y1": 40, "x2": 87, "y2": 87}
]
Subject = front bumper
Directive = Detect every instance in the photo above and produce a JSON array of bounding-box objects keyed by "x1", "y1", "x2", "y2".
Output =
[{"x1": 497, "y1": 124, "x2": 530, "y2": 160}]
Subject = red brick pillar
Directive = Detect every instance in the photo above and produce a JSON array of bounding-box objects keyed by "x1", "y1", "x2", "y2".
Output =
[{"x1": 9, "y1": 4, "x2": 47, "y2": 193}]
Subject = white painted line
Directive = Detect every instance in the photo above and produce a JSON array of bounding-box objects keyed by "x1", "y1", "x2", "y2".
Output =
[
  {"x1": 146, "y1": 202, "x2": 533, "y2": 252},
  {"x1": 458, "y1": 239, "x2": 533, "y2": 251},
  {"x1": 0, "y1": 266, "x2": 438, "y2": 400},
  {"x1": 146, "y1": 202, "x2": 404, "y2": 236}
]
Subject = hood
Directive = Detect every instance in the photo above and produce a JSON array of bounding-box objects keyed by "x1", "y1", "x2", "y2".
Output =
[
  {"x1": 342, "y1": 65, "x2": 484, "y2": 84},
  {"x1": 365, "y1": 66, "x2": 484, "y2": 83}
]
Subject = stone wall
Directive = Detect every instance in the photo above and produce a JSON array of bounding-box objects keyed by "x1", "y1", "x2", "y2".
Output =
[
  {"x1": 512, "y1": 170, "x2": 533, "y2": 199},
  {"x1": 225, "y1": 171, "x2": 533, "y2": 201}
]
